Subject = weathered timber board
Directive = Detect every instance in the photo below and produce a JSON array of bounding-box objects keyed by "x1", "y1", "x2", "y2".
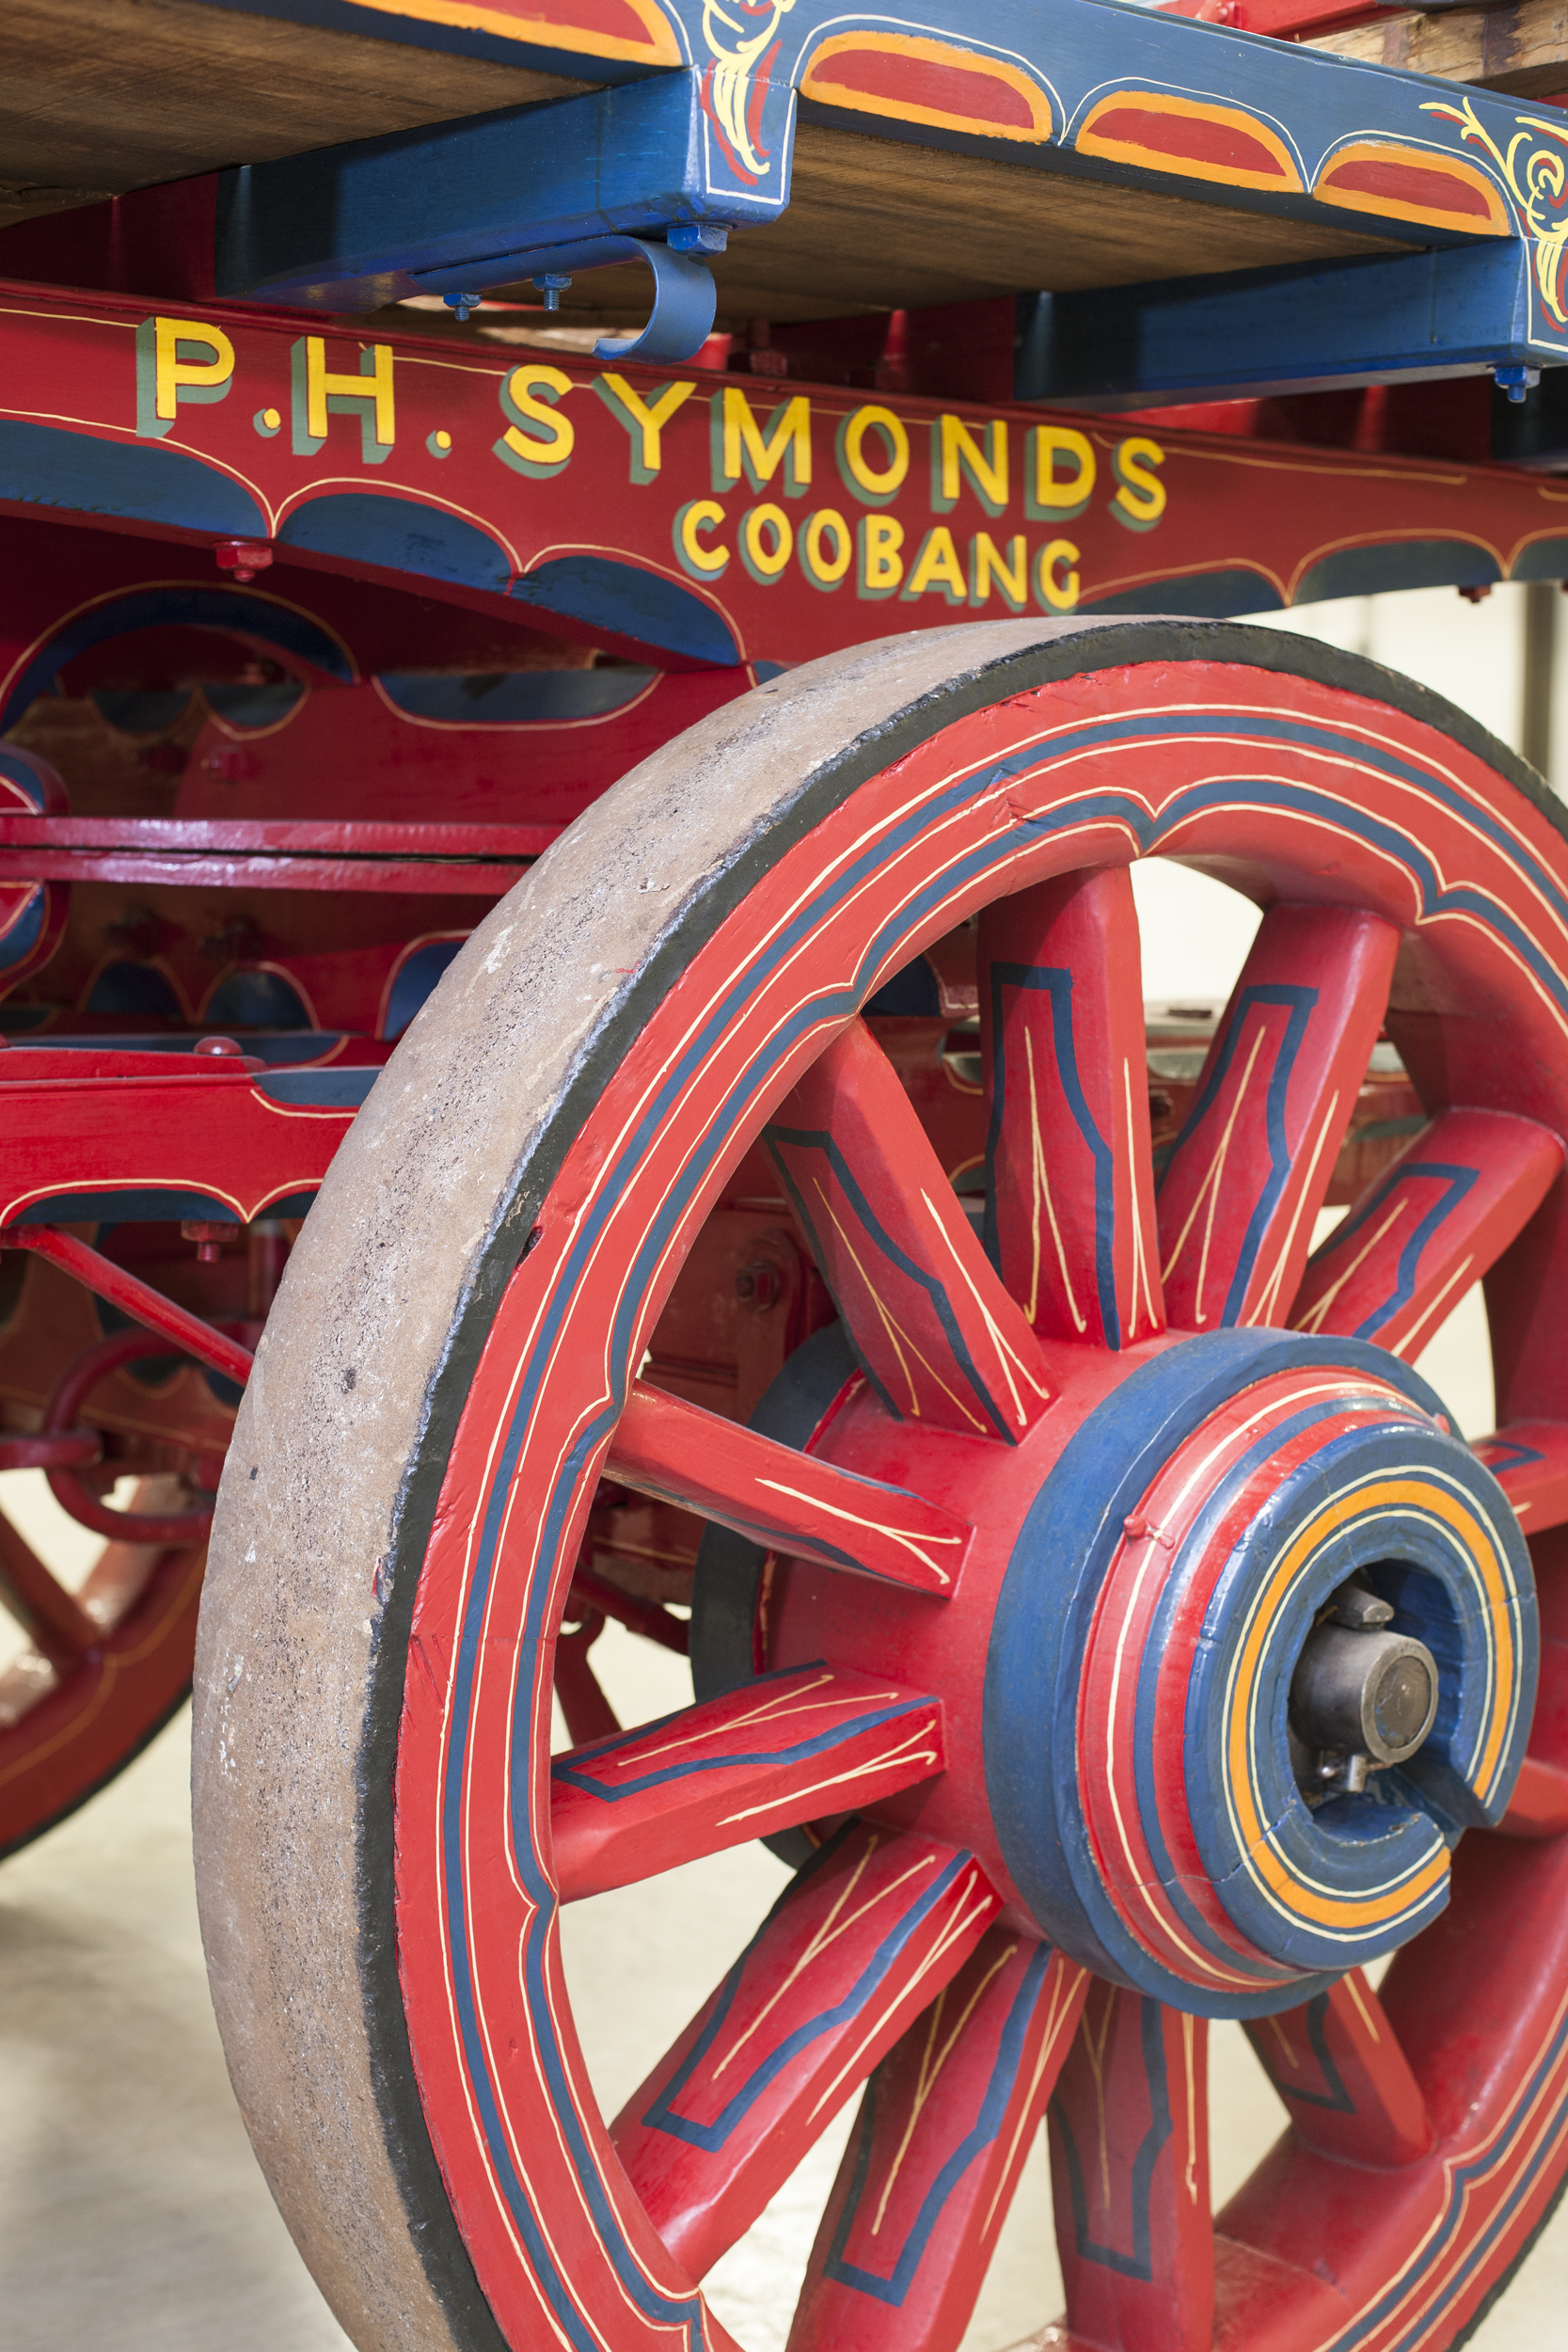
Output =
[
  {"x1": 496, "y1": 122, "x2": 1401, "y2": 328},
  {"x1": 0, "y1": 0, "x2": 592, "y2": 228},
  {"x1": 1311, "y1": 1, "x2": 1568, "y2": 101},
  {"x1": 2, "y1": 1, "x2": 1401, "y2": 312}
]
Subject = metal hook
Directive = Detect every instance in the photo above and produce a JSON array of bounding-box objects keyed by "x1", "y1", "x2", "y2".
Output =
[
  {"x1": 412, "y1": 227, "x2": 727, "y2": 365},
  {"x1": 593, "y1": 236, "x2": 721, "y2": 364}
]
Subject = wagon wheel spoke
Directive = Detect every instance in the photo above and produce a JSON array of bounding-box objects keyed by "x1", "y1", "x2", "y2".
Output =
[
  {"x1": 1499, "y1": 1754, "x2": 1568, "y2": 1836},
  {"x1": 1046, "y1": 1983, "x2": 1213, "y2": 2352},
  {"x1": 0, "y1": 1500, "x2": 97, "y2": 1664},
  {"x1": 1243, "y1": 1968, "x2": 1432, "y2": 2165},
  {"x1": 606, "y1": 1380, "x2": 972, "y2": 1596},
  {"x1": 1291, "y1": 1106, "x2": 1563, "y2": 1355},
  {"x1": 551, "y1": 1661, "x2": 945, "y2": 1899},
  {"x1": 789, "y1": 1935, "x2": 1088, "y2": 2352},
  {"x1": 978, "y1": 866, "x2": 1164, "y2": 1348},
  {"x1": 552, "y1": 1610, "x2": 620, "y2": 1746},
  {"x1": 765, "y1": 1019, "x2": 1053, "y2": 1440},
  {"x1": 610, "y1": 1823, "x2": 1000, "y2": 2279},
  {"x1": 1157, "y1": 903, "x2": 1402, "y2": 1331}
]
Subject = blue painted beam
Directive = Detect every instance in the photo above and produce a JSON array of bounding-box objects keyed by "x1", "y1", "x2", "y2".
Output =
[
  {"x1": 214, "y1": 71, "x2": 771, "y2": 312},
  {"x1": 1014, "y1": 246, "x2": 1557, "y2": 408},
  {"x1": 185, "y1": 0, "x2": 1568, "y2": 292}
]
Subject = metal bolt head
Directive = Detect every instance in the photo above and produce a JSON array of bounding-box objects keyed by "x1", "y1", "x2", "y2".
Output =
[
  {"x1": 1332, "y1": 1577, "x2": 1395, "y2": 1629},
  {"x1": 1291, "y1": 1620, "x2": 1439, "y2": 1769},
  {"x1": 735, "y1": 1261, "x2": 781, "y2": 1311}
]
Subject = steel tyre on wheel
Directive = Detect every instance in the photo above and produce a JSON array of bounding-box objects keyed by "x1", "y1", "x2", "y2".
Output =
[{"x1": 193, "y1": 618, "x2": 1568, "y2": 2352}]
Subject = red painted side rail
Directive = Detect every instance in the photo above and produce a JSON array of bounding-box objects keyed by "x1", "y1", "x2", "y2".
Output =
[
  {"x1": 0, "y1": 816, "x2": 553, "y2": 895},
  {"x1": 3, "y1": 1227, "x2": 256, "y2": 1388},
  {"x1": 0, "y1": 853, "x2": 530, "y2": 895},
  {"x1": 8, "y1": 285, "x2": 1568, "y2": 673},
  {"x1": 0, "y1": 818, "x2": 558, "y2": 856},
  {"x1": 0, "y1": 1069, "x2": 357, "y2": 1224}
]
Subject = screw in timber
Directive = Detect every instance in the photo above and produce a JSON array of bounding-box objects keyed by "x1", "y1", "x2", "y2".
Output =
[
  {"x1": 735, "y1": 1262, "x2": 782, "y2": 1311},
  {"x1": 181, "y1": 1220, "x2": 231, "y2": 1264},
  {"x1": 1495, "y1": 364, "x2": 1541, "y2": 405},
  {"x1": 214, "y1": 539, "x2": 273, "y2": 583}
]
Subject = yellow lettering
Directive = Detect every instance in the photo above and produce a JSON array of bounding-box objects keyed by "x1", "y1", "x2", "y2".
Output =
[
  {"x1": 305, "y1": 339, "x2": 394, "y2": 446},
  {"x1": 135, "y1": 316, "x2": 234, "y2": 438},
  {"x1": 1111, "y1": 437, "x2": 1167, "y2": 532},
  {"x1": 1026, "y1": 426, "x2": 1097, "y2": 520},
  {"x1": 858, "y1": 514, "x2": 905, "y2": 597},
  {"x1": 970, "y1": 532, "x2": 1028, "y2": 611},
  {"x1": 801, "y1": 508, "x2": 853, "y2": 589},
  {"x1": 675, "y1": 498, "x2": 730, "y2": 578},
  {"x1": 715, "y1": 389, "x2": 812, "y2": 497},
  {"x1": 1035, "y1": 539, "x2": 1081, "y2": 613},
  {"x1": 904, "y1": 526, "x2": 968, "y2": 604},
  {"x1": 154, "y1": 317, "x2": 234, "y2": 420},
  {"x1": 594, "y1": 374, "x2": 695, "y2": 483},
  {"x1": 934, "y1": 416, "x2": 1007, "y2": 516},
  {"x1": 493, "y1": 365, "x2": 575, "y2": 479},
  {"x1": 837, "y1": 405, "x2": 911, "y2": 505},
  {"x1": 740, "y1": 502, "x2": 793, "y2": 581}
]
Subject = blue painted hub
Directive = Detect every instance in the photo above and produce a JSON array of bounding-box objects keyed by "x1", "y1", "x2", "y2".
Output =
[
  {"x1": 984, "y1": 1328, "x2": 1537, "y2": 2019},
  {"x1": 692, "y1": 1323, "x2": 1537, "y2": 2018}
]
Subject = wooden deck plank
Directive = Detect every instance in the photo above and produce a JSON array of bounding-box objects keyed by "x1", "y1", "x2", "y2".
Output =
[
  {"x1": 489, "y1": 121, "x2": 1400, "y2": 330},
  {"x1": 1310, "y1": 0, "x2": 1568, "y2": 101},
  {"x1": 0, "y1": 0, "x2": 591, "y2": 229}
]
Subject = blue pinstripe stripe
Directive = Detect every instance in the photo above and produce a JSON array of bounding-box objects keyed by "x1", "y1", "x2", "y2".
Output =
[
  {"x1": 980, "y1": 964, "x2": 1119, "y2": 1343},
  {"x1": 764, "y1": 1122, "x2": 1019, "y2": 1436},
  {"x1": 1306, "y1": 1159, "x2": 1480, "y2": 1341},
  {"x1": 822, "y1": 1944, "x2": 1053, "y2": 2304},
  {"x1": 641, "y1": 1850, "x2": 972, "y2": 2151},
  {"x1": 1159, "y1": 982, "x2": 1317, "y2": 1324},
  {"x1": 551, "y1": 1692, "x2": 927, "y2": 1801}
]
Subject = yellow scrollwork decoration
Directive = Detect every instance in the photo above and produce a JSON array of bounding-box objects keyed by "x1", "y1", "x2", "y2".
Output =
[
  {"x1": 1424, "y1": 95, "x2": 1568, "y2": 327},
  {"x1": 702, "y1": 0, "x2": 799, "y2": 182}
]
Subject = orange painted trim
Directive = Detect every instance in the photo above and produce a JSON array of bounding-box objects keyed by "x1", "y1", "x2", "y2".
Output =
[
  {"x1": 1313, "y1": 142, "x2": 1510, "y2": 236},
  {"x1": 331, "y1": 0, "x2": 680, "y2": 67},
  {"x1": 1076, "y1": 91, "x2": 1303, "y2": 195},
  {"x1": 800, "y1": 32, "x2": 1053, "y2": 145}
]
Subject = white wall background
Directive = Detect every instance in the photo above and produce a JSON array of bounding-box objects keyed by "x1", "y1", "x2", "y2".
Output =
[{"x1": 1130, "y1": 580, "x2": 1561, "y2": 1442}]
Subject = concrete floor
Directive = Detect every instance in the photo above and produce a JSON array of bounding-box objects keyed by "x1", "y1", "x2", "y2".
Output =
[
  {"x1": 6, "y1": 596, "x2": 1568, "y2": 2349},
  {"x1": 2, "y1": 1600, "x2": 1566, "y2": 2352}
]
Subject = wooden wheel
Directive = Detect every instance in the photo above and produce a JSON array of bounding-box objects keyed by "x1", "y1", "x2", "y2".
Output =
[
  {"x1": 0, "y1": 1473, "x2": 206, "y2": 1857},
  {"x1": 192, "y1": 618, "x2": 1568, "y2": 2352}
]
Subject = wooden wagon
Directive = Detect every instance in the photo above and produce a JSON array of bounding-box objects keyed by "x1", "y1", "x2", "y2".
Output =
[{"x1": 5, "y1": 0, "x2": 1568, "y2": 2344}]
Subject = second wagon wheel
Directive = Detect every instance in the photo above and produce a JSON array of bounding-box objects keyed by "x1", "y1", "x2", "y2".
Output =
[{"x1": 193, "y1": 617, "x2": 1568, "y2": 2352}]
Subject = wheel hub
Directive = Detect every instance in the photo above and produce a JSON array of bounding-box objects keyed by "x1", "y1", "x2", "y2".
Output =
[
  {"x1": 988, "y1": 1329, "x2": 1536, "y2": 2014},
  {"x1": 724, "y1": 1323, "x2": 1539, "y2": 2022}
]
